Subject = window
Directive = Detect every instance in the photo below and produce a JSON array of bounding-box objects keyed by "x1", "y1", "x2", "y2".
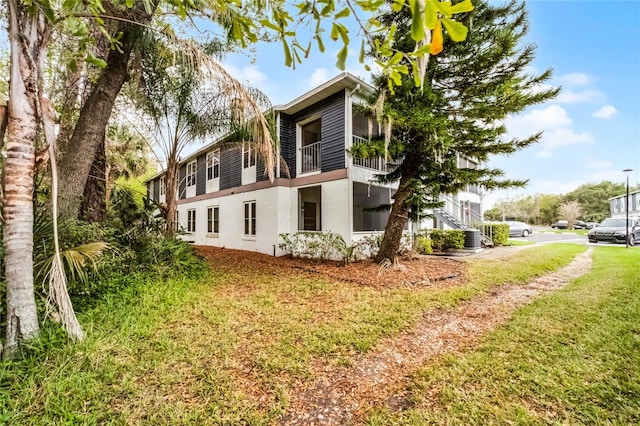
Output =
[
  {"x1": 159, "y1": 176, "x2": 166, "y2": 196},
  {"x1": 187, "y1": 209, "x2": 196, "y2": 233},
  {"x1": 207, "y1": 150, "x2": 220, "y2": 180},
  {"x1": 244, "y1": 201, "x2": 256, "y2": 236},
  {"x1": 243, "y1": 143, "x2": 256, "y2": 168},
  {"x1": 207, "y1": 206, "x2": 219, "y2": 233},
  {"x1": 186, "y1": 161, "x2": 197, "y2": 187}
]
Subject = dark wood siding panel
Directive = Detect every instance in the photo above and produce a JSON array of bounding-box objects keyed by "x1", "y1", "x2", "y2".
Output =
[
  {"x1": 320, "y1": 98, "x2": 346, "y2": 172},
  {"x1": 291, "y1": 92, "x2": 346, "y2": 174},
  {"x1": 279, "y1": 114, "x2": 296, "y2": 178},
  {"x1": 152, "y1": 176, "x2": 160, "y2": 202},
  {"x1": 196, "y1": 153, "x2": 206, "y2": 195},
  {"x1": 220, "y1": 146, "x2": 242, "y2": 190},
  {"x1": 179, "y1": 164, "x2": 186, "y2": 200},
  {"x1": 256, "y1": 153, "x2": 268, "y2": 182}
]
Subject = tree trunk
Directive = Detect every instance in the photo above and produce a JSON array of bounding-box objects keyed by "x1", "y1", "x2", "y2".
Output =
[
  {"x1": 374, "y1": 166, "x2": 417, "y2": 263},
  {"x1": 0, "y1": 104, "x2": 7, "y2": 144},
  {"x1": 56, "y1": 2, "x2": 160, "y2": 220},
  {"x1": 3, "y1": 0, "x2": 43, "y2": 358},
  {"x1": 56, "y1": 36, "x2": 133, "y2": 219},
  {"x1": 79, "y1": 133, "x2": 107, "y2": 222},
  {"x1": 164, "y1": 161, "x2": 178, "y2": 237}
]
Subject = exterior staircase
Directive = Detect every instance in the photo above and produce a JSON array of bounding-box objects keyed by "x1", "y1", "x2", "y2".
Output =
[{"x1": 433, "y1": 195, "x2": 494, "y2": 247}]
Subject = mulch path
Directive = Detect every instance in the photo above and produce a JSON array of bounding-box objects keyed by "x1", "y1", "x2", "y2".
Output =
[
  {"x1": 280, "y1": 248, "x2": 594, "y2": 425},
  {"x1": 195, "y1": 246, "x2": 466, "y2": 290},
  {"x1": 193, "y1": 245, "x2": 594, "y2": 425}
]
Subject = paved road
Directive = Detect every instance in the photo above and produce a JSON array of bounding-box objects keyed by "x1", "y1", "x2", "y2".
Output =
[{"x1": 513, "y1": 228, "x2": 640, "y2": 249}]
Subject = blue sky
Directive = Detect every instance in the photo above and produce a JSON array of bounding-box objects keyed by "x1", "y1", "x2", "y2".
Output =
[{"x1": 217, "y1": 0, "x2": 640, "y2": 207}]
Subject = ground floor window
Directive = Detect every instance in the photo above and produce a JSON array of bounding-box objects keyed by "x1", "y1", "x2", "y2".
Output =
[
  {"x1": 187, "y1": 209, "x2": 196, "y2": 233},
  {"x1": 244, "y1": 201, "x2": 256, "y2": 236},
  {"x1": 208, "y1": 206, "x2": 219, "y2": 233}
]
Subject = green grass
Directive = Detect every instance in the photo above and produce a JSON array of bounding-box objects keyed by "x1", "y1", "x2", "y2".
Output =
[
  {"x1": 505, "y1": 238, "x2": 536, "y2": 246},
  {"x1": 364, "y1": 246, "x2": 640, "y2": 425},
  {"x1": 540, "y1": 229, "x2": 589, "y2": 235},
  {"x1": 0, "y1": 244, "x2": 587, "y2": 425}
]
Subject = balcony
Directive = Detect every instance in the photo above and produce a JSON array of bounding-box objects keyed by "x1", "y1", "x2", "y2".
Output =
[
  {"x1": 352, "y1": 136, "x2": 397, "y2": 172},
  {"x1": 300, "y1": 141, "x2": 321, "y2": 174}
]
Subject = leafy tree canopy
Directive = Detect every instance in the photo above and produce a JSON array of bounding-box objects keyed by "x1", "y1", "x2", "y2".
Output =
[
  {"x1": 358, "y1": 0, "x2": 558, "y2": 261},
  {"x1": 565, "y1": 181, "x2": 626, "y2": 222}
]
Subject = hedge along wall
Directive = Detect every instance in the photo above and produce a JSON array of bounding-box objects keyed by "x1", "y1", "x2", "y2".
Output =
[{"x1": 482, "y1": 223, "x2": 510, "y2": 246}]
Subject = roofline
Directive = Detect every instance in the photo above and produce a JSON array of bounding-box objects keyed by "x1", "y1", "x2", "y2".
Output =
[
  {"x1": 274, "y1": 72, "x2": 374, "y2": 115},
  {"x1": 608, "y1": 188, "x2": 640, "y2": 200},
  {"x1": 145, "y1": 73, "x2": 375, "y2": 183}
]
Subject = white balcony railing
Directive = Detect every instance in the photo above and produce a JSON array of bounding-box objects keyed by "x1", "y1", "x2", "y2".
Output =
[
  {"x1": 300, "y1": 141, "x2": 321, "y2": 173},
  {"x1": 352, "y1": 136, "x2": 397, "y2": 172}
]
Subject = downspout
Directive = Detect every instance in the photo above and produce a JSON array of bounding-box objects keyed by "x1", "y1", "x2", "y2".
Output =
[{"x1": 346, "y1": 85, "x2": 360, "y2": 245}]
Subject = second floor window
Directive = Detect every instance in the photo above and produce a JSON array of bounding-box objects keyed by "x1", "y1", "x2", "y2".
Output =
[
  {"x1": 243, "y1": 143, "x2": 256, "y2": 168},
  {"x1": 187, "y1": 209, "x2": 196, "y2": 233},
  {"x1": 186, "y1": 161, "x2": 196, "y2": 187},
  {"x1": 159, "y1": 176, "x2": 166, "y2": 196},
  {"x1": 244, "y1": 201, "x2": 256, "y2": 236},
  {"x1": 207, "y1": 150, "x2": 220, "y2": 180}
]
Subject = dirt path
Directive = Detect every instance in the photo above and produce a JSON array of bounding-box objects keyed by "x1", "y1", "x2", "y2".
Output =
[{"x1": 280, "y1": 248, "x2": 594, "y2": 425}]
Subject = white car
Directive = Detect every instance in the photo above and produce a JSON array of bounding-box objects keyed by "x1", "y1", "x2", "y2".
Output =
[{"x1": 506, "y1": 221, "x2": 533, "y2": 237}]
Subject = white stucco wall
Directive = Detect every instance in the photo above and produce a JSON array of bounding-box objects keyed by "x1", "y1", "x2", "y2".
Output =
[
  {"x1": 177, "y1": 186, "x2": 294, "y2": 256},
  {"x1": 320, "y1": 179, "x2": 351, "y2": 240},
  {"x1": 176, "y1": 178, "x2": 354, "y2": 256}
]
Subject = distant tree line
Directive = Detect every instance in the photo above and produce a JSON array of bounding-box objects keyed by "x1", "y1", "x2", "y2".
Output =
[{"x1": 485, "y1": 181, "x2": 637, "y2": 225}]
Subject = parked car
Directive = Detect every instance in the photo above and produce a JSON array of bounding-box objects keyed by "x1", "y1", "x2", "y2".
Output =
[
  {"x1": 506, "y1": 221, "x2": 533, "y2": 237},
  {"x1": 588, "y1": 217, "x2": 640, "y2": 245},
  {"x1": 551, "y1": 220, "x2": 568, "y2": 229},
  {"x1": 573, "y1": 220, "x2": 588, "y2": 229},
  {"x1": 586, "y1": 222, "x2": 599, "y2": 229}
]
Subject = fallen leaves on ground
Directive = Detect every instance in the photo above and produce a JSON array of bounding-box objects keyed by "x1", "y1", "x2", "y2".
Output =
[{"x1": 195, "y1": 246, "x2": 466, "y2": 290}]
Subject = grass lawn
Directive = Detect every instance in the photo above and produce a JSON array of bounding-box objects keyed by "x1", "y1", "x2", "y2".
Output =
[
  {"x1": 505, "y1": 239, "x2": 536, "y2": 246},
  {"x1": 365, "y1": 246, "x2": 640, "y2": 425},
  {"x1": 0, "y1": 244, "x2": 594, "y2": 424},
  {"x1": 540, "y1": 229, "x2": 589, "y2": 236}
]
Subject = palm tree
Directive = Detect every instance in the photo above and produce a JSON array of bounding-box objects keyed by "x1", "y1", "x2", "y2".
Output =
[
  {"x1": 559, "y1": 201, "x2": 581, "y2": 230},
  {"x1": 127, "y1": 34, "x2": 274, "y2": 235},
  {"x1": 3, "y1": 0, "x2": 46, "y2": 357}
]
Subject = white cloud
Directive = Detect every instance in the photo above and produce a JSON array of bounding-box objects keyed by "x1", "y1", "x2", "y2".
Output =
[
  {"x1": 548, "y1": 73, "x2": 605, "y2": 104},
  {"x1": 592, "y1": 105, "x2": 617, "y2": 119},
  {"x1": 505, "y1": 105, "x2": 594, "y2": 159},
  {"x1": 586, "y1": 159, "x2": 613, "y2": 169},
  {"x1": 504, "y1": 105, "x2": 572, "y2": 138},
  {"x1": 307, "y1": 68, "x2": 331, "y2": 89},
  {"x1": 222, "y1": 62, "x2": 268, "y2": 87},
  {"x1": 555, "y1": 89, "x2": 603, "y2": 104},
  {"x1": 534, "y1": 128, "x2": 594, "y2": 158},
  {"x1": 535, "y1": 150, "x2": 553, "y2": 159},
  {"x1": 543, "y1": 128, "x2": 595, "y2": 148},
  {"x1": 558, "y1": 72, "x2": 594, "y2": 87},
  {"x1": 590, "y1": 169, "x2": 630, "y2": 182}
]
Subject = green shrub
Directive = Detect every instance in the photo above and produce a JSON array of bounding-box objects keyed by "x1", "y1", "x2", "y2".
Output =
[
  {"x1": 279, "y1": 231, "x2": 347, "y2": 260},
  {"x1": 429, "y1": 229, "x2": 465, "y2": 251},
  {"x1": 414, "y1": 235, "x2": 433, "y2": 255},
  {"x1": 482, "y1": 223, "x2": 510, "y2": 246},
  {"x1": 279, "y1": 232, "x2": 386, "y2": 262}
]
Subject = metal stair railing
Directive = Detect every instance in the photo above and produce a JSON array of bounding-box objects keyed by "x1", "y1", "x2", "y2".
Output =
[{"x1": 435, "y1": 194, "x2": 494, "y2": 247}]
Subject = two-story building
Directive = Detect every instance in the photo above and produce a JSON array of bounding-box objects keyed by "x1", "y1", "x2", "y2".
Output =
[
  {"x1": 609, "y1": 189, "x2": 640, "y2": 219},
  {"x1": 146, "y1": 73, "x2": 484, "y2": 255}
]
